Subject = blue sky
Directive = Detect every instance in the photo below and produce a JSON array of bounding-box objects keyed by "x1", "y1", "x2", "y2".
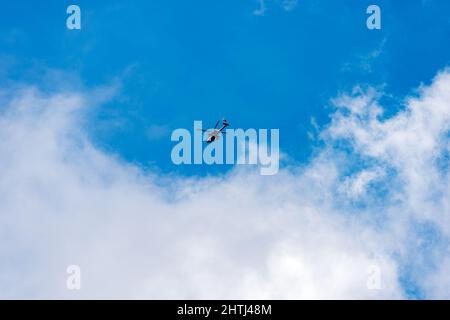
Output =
[
  {"x1": 1, "y1": 0, "x2": 448, "y2": 175},
  {"x1": 0, "y1": 1, "x2": 450, "y2": 299}
]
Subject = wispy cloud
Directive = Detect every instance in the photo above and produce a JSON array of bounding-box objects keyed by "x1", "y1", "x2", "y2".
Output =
[
  {"x1": 146, "y1": 124, "x2": 170, "y2": 141},
  {"x1": 342, "y1": 38, "x2": 387, "y2": 74},
  {"x1": 253, "y1": 0, "x2": 299, "y2": 16},
  {"x1": 282, "y1": 0, "x2": 299, "y2": 11},
  {"x1": 254, "y1": 0, "x2": 267, "y2": 16}
]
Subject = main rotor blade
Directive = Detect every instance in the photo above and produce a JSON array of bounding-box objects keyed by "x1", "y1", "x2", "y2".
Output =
[{"x1": 214, "y1": 120, "x2": 220, "y2": 129}]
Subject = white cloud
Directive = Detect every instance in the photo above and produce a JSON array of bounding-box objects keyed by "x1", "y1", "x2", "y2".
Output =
[
  {"x1": 340, "y1": 169, "x2": 384, "y2": 199},
  {"x1": 327, "y1": 70, "x2": 450, "y2": 228},
  {"x1": 0, "y1": 69, "x2": 449, "y2": 299}
]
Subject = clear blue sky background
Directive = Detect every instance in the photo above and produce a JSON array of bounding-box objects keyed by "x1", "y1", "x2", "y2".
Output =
[{"x1": 1, "y1": 0, "x2": 449, "y2": 176}]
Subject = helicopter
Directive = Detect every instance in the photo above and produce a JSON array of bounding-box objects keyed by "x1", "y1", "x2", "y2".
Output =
[{"x1": 198, "y1": 119, "x2": 230, "y2": 143}]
